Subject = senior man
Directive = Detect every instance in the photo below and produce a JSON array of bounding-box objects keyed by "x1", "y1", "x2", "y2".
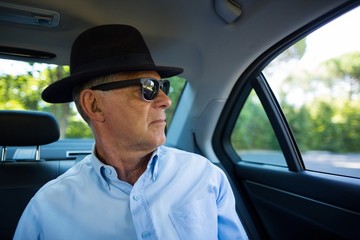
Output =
[{"x1": 14, "y1": 24, "x2": 248, "y2": 240}]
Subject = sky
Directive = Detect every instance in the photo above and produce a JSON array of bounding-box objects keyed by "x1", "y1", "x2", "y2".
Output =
[{"x1": 300, "y1": 6, "x2": 360, "y2": 68}]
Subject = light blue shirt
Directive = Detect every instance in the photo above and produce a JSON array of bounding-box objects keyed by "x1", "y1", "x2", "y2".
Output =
[{"x1": 14, "y1": 146, "x2": 248, "y2": 240}]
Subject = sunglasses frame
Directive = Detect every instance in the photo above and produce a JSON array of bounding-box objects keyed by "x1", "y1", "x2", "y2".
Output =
[{"x1": 90, "y1": 78, "x2": 170, "y2": 101}]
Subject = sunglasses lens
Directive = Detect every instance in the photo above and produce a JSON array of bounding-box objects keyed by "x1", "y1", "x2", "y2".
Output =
[
  {"x1": 141, "y1": 79, "x2": 171, "y2": 101},
  {"x1": 142, "y1": 79, "x2": 158, "y2": 100},
  {"x1": 160, "y1": 80, "x2": 170, "y2": 95}
]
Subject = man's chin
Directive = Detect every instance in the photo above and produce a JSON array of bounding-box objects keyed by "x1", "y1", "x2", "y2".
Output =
[{"x1": 154, "y1": 134, "x2": 166, "y2": 147}]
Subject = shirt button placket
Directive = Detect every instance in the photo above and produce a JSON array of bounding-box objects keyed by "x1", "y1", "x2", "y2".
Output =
[{"x1": 130, "y1": 174, "x2": 157, "y2": 240}]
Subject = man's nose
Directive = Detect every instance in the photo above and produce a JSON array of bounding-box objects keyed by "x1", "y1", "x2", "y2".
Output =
[{"x1": 155, "y1": 90, "x2": 172, "y2": 109}]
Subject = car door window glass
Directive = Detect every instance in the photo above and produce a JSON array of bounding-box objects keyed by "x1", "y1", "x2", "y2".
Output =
[
  {"x1": 230, "y1": 90, "x2": 287, "y2": 167},
  {"x1": 263, "y1": 7, "x2": 360, "y2": 178}
]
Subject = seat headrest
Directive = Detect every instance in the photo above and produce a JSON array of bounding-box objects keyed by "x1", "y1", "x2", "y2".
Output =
[{"x1": 0, "y1": 110, "x2": 60, "y2": 146}]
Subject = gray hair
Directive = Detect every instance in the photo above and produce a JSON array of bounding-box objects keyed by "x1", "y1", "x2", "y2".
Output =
[{"x1": 72, "y1": 74, "x2": 119, "y2": 123}]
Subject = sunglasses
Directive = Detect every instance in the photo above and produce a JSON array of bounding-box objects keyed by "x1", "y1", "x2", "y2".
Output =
[{"x1": 90, "y1": 78, "x2": 170, "y2": 101}]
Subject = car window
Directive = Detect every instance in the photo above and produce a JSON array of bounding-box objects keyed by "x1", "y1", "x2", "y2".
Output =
[
  {"x1": 0, "y1": 60, "x2": 186, "y2": 139},
  {"x1": 262, "y1": 7, "x2": 360, "y2": 178},
  {"x1": 165, "y1": 75, "x2": 186, "y2": 126},
  {"x1": 230, "y1": 89, "x2": 287, "y2": 167}
]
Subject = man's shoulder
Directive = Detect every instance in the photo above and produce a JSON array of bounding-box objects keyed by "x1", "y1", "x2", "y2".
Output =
[
  {"x1": 158, "y1": 146, "x2": 228, "y2": 185},
  {"x1": 159, "y1": 145, "x2": 206, "y2": 160},
  {"x1": 35, "y1": 155, "x2": 93, "y2": 196},
  {"x1": 159, "y1": 145, "x2": 221, "y2": 171}
]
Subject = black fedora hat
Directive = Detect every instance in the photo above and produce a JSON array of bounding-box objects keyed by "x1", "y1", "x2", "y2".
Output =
[{"x1": 42, "y1": 24, "x2": 183, "y2": 103}]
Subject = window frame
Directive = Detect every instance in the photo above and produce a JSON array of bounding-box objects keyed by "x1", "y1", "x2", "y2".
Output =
[
  {"x1": 224, "y1": 74, "x2": 304, "y2": 171},
  {"x1": 212, "y1": 1, "x2": 359, "y2": 176}
]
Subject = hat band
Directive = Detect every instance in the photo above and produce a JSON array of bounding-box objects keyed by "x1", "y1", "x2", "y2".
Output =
[{"x1": 71, "y1": 53, "x2": 155, "y2": 75}]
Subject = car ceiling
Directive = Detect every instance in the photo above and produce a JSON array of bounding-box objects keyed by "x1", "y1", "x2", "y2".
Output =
[{"x1": 0, "y1": 0, "x2": 351, "y2": 152}]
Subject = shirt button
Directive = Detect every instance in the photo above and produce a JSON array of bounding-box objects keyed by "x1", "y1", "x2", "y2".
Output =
[
  {"x1": 132, "y1": 195, "x2": 140, "y2": 201},
  {"x1": 141, "y1": 231, "x2": 151, "y2": 238}
]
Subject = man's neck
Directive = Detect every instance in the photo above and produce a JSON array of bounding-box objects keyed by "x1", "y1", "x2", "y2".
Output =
[{"x1": 94, "y1": 143, "x2": 153, "y2": 185}]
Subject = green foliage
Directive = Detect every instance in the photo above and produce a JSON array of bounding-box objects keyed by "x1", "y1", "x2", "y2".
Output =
[
  {"x1": 324, "y1": 52, "x2": 360, "y2": 99},
  {"x1": 42, "y1": 66, "x2": 72, "y2": 138},
  {"x1": 231, "y1": 94, "x2": 360, "y2": 153},
  {"x1": 282, "y1": 99, "x2": 360, "y2": 153},
  {"x1": 0, "y1": 63, "x2": 90, "y2": 139},
  {"x1": 66, "y1": 116, "x2": 93, "y2": 138},
  {"x1": 0, "y1": 74, "x2": 40, "y2": 110},
  {"x1": 281, "y1": 103, "x2": 313, "y2": 151},
  {"x1": 231, "y1": 91, "x2": 281, "y2": 151},
  {"x1": 232, "y1": 51, "x2": 360, "y2": 154},
  {"x1": 325, "y1": 52, "x2": 360, "y2": 81}
]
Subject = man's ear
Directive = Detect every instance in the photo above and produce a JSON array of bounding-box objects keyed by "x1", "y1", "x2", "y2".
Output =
[{"x1": 80, "y1": 89, "x2": 105, "y2": 122}]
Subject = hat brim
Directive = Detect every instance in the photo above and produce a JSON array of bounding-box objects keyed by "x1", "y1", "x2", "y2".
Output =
[{"x1": 41, "y1": 65, "x2": 183, "y2": 103}]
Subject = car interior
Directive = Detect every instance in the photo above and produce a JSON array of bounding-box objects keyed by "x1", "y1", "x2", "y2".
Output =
[{"x1": 0, "y1": 0, "x2": 359, "y2": 239}]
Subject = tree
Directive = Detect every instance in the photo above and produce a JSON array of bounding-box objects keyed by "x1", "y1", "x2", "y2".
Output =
[
  {"x1": 231, "y1": 91, "x2": 281, "y2": 151},
  {"x1": 42, "y1": 65, "x2": 72, "y2": 138},
  {"x1": 0, "y1": 73, "x2": 39, "y2": 110},
  {"x1": 0, "y1": 62, "x2": 91, "y2": 139},
  {"x1": 273, "y1": 51, "x2": 360, "y2": 154},
  {"x1": 324, "y1": 52, "x2": 360, "y2": 100}
]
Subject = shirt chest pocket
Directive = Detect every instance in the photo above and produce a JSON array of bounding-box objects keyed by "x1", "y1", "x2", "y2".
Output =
[{"x1": 169, "y1": 197, "x2": 218, "y2": 240}]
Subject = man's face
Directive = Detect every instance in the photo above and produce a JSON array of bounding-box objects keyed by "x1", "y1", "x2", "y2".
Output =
[{"x1": 93, "y1": 71, "x2": 172, "y2": 152}]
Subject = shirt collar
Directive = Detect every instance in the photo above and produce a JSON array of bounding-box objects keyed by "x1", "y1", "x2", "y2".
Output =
[
  {"x1": 91, "y1": 144, "x2": 160, "y2": 186},
  {"x1": 149, "y1": 148, "x2": 159, "y2": 181}
]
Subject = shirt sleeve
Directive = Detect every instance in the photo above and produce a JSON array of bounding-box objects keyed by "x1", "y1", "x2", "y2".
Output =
[
  {"x1": 216, "y1": 169, "x2": 249, "y2": 240},
  {"x1": 13, "y1": 199, "x2": 42, "y2": 240}
]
